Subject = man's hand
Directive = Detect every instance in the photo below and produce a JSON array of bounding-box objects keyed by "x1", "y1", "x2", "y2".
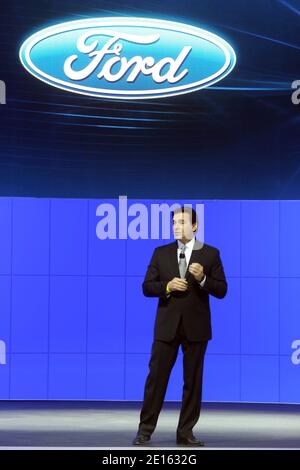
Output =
[
  {"x1": 167, "y1": 277, "x2": 188, "y2": 292},
  {"x1": 188, "y1": 263, "x2": 205, "y2": 282}
]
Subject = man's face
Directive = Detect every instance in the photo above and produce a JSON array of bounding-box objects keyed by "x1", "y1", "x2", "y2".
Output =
[{"x1": 172, "y1": 211, "x2": 197, "y2": 241}]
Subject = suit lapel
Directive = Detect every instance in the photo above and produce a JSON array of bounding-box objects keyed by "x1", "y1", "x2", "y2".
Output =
[{"x1": 169, "y1": 242, "x2": 180, "y2": 277}]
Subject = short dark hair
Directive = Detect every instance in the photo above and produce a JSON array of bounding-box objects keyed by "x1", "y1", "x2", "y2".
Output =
[{"x1": 171, "y1": 206, "x2": 198, "y2": 226}]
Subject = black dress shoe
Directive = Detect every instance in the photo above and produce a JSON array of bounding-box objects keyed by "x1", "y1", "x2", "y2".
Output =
[
  {"x1": 132, "y1": 433, "x2": 151, "y2": 445},
  {"x1": 176, "y1": 434, "x2": 205, "y2": 446}
]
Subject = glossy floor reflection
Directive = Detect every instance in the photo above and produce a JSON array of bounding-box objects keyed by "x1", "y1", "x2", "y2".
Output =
[{"x1": 0, "y1": 401, "x2": 299, "y2": 449}]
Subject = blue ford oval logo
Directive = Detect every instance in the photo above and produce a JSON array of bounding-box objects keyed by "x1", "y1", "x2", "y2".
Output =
[{"x1": 19, "y1": 17, "x2": 236, "y2": 100}]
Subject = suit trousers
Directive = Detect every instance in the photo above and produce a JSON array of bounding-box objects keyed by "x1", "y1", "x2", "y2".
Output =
[{"x1": 138, "y1": 316, "x2": 208, "y2": 437}]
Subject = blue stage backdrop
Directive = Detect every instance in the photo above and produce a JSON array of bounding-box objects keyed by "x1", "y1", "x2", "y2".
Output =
[{"x1": 0, "y1": 197, "x2": 299, "y2": 403}]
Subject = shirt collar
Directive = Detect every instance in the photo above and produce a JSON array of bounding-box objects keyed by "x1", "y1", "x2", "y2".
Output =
[{"x1": 177, "y1": 237, "x2": 196, "y2": 251}]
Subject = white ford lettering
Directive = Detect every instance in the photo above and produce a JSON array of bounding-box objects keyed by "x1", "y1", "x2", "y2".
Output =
[{"x1": 64, "y1": 31, "x2": 191, "y2": 84}]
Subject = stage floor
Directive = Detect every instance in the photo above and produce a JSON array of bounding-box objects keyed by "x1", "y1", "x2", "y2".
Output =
[{"x1": 0, "y1": 401, "x2": 299, "y2": 449}]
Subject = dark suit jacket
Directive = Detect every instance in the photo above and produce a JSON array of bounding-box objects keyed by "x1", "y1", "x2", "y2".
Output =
[{"x1": 142, "y1": 239, "x2": 227, "y2": 342}]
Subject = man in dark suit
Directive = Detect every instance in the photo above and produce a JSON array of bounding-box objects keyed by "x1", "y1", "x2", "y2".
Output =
[{"x1": 132, "y1": 206, "x2": 227, "y2": 446}]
